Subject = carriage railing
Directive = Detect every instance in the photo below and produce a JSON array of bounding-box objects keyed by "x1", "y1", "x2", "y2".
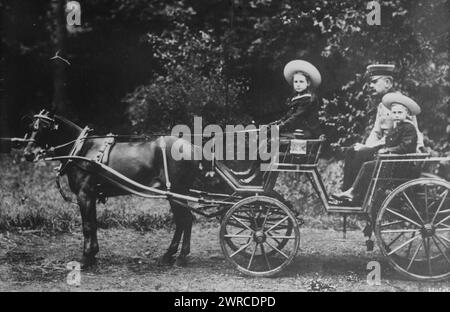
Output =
[
  {"x1": 261, "y1": 138, "x2": 325, "y2": 192},
  {"x1": 269, "y1": 138, "x2": 325, "y2": 169},
  {"x1": 361, "y1": 153, "x2": 450, "y2": 214}
]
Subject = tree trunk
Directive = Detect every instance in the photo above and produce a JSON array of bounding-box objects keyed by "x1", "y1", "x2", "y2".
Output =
[
  {"x1": 0, "y1": 54, "x2": 9, "y2": 138},
  {"x1": 51, "y1": 0, "x2": 69, "y2": 114}
]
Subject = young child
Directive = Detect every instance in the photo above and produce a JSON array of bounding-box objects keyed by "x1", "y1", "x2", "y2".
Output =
[
  {"x1": 333, "y1": 92, "x2": 420, "y2": 203},
  {"x1": 276, "y1": 60, "x2": 322, "y2": 139}
]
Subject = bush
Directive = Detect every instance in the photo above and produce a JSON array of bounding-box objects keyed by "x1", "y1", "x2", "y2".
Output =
[{"x1": 124, "y1": 22, "x2": 251, "y2": 134}]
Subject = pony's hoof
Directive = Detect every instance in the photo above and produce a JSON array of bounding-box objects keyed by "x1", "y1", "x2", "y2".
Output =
[
  {"x1": 175, "y1": 257, "x2": 188, "y2": 267},
  {"x1": 157, "y1": 255, "x2": 175, "y2": 266}
]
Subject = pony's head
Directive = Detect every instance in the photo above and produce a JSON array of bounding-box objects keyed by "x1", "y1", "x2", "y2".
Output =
[{"x1": 23, "y1": 110, "x2": 62, "y2": 161}]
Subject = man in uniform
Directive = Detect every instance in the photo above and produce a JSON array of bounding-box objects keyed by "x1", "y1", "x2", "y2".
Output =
[{"x1": 335, "y1": 64, "x2": 424, "y2": 197}]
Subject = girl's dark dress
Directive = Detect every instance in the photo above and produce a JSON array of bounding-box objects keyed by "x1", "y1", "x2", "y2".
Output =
[{"x1": 278, "y1": 92, "x2": 321, "y2": 139}]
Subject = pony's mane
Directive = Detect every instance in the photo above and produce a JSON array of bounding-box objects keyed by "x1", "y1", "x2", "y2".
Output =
[{"x1": 54, "y1": 115, "x2": 83, "y2": 132}]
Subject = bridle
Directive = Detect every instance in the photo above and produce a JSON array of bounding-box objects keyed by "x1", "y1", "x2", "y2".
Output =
[{"x1": 25, "y1": 110, "x2": 65, "y2": 161}]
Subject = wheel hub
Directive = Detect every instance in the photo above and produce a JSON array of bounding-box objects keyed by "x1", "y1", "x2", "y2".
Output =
[
  {"x1": 421, "y1": 223, "x2": 435, "y2": 238},
  {"x1": 254, "y1": 231, "x2": 266, "y2": 243}
]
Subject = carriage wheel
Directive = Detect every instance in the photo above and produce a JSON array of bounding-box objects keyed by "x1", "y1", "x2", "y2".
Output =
[
  {"x1": 375, "y1": 178, "x2": 450, "y2": 281},
  {"x1": 222, "y1": 192, "x2": 294, "y2": 257},
  {"x1": 220, "y1": 195, "x2": 300, "y2": 277}
]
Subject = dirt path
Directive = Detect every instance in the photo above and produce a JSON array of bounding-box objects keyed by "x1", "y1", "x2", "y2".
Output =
[{"x1": 1, "y1": 225, "x2": 449, "y2": 292}]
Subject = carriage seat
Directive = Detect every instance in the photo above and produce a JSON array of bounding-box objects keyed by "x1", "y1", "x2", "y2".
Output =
[{"x1": 215, "y1": 161, "x2": 264, "y2": 192}]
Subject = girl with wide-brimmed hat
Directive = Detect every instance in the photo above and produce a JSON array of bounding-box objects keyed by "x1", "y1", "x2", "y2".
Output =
[{"x1": 275, "y1": 60, "x2": 322, "y2": 139}]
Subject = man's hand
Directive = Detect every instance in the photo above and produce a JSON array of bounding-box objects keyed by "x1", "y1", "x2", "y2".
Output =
[
  {"x1": 418, "y1": 146, "x2": 427, "y2": 153},
  {"x1": 354, "y1": 143, "x2": 365, "y2": 151}
]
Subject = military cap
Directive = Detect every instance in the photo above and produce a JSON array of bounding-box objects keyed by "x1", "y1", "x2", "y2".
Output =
[
  {"x1": 382, "y1": 92, "x2": 421, "y2": 116},
  {"x1": 364, "y1": 64, "x2": 395, "y2": 81},
  {"x1": 283, "y1": 60, "x2": 322, "y2": 88}
]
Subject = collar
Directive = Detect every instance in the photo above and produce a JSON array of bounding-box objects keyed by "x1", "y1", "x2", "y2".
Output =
[
  {"x1": 393, "y1": 119, "x2": 414, "y2": 128},
  {"x1": 291, "y1": 93, "x2": 312, "y2": 101}
]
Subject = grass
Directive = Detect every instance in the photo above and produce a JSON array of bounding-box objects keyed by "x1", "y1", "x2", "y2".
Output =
[{"x1": 0, "y1": 151, "x2": 362, "y2": 233}]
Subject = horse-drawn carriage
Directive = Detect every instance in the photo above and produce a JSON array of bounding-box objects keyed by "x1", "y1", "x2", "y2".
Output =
[{"x1": 14, "y1": 110, "x2": 450, "y2": 281}]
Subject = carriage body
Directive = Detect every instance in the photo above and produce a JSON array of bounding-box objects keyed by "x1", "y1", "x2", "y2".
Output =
[{"x1": 217, "y1": 136, "x2": 450, "y2": 280}]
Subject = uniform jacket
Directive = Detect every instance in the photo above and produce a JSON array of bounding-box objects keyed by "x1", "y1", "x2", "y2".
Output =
[
  {"x1": 384, "y1": 120, "x2": 418, "y2": 154},
  {"x1": 278, "y1": 93, "x2": 320, "y2": 138},
  {"x1": 366, "y1": 103, "x2": 424, "y2": 150}
]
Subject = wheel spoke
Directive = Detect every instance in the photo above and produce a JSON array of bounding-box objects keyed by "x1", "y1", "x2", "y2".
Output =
[
  {"x1": 230, "y1": 241, "x2": 253, "y2": 258},
  {"x1": 406, "y1": 232, "x2": 416, "y2": 259},
  {"x1": 437, "y1": 234, "x2": 450, "y2": 246},
  {"x1": 387, "y1": 234, "x2": 421, "y2": 256},
  {"x1": 231, "y1": 216, "x2": 254, "y2": 232},
  {"x1": 270, "y1": 236, "x2": 283, "y2": 246},
  {"x1": 260, "y1": 243, "x2": 271, "y2": 270},
  {"x1": 265, "y1": 216, "x2": 289, "y2": 233},
  {"x1": 386, "y1": 208, "x2": 422, "y2": 228},
  {"x1": 247, "y1": 204, "x2": 256, "y2": 219},
  {"x1": 435, "y1": 214, "x2": 450, "y2": 228},
  {"x1": 406, "y1": 239, "x2": 423, "y2": 272},
  {"x1": 224, "y1": 234, "x2": 253, "y2": 238},
  {"x1": 432, "y1": 236, "x2": 450, "y2": 266},
  {"x1": 424, "y1": 185, "x2": 429, "y2": 221},
  {"x1": 247, "y1": 243, "x2": 258, "y2": 270},
  {"x1": 234, "y1": 228, "x2": 247, "y2": 236},
  {"x1": 381, "y1": 220, "x2": 405, "y2": 228},
  {"x1": 255, "y1": 205, "x2": 263, "y2": 220},
  {"x1": 264, "y1": 239, "x2": 289, "y2": 259},
  {"x1": 434, "y1": 234, "x2": 450, "y2": 249},
  {"x1": 431, "y1": 190, "x2": 449, "y2": 225},
  {"x1": 423, "y1": 237, "x2": 432, "y2": 276},
  {"x1": 381, "y1": 229, "x2": 420, "y2": 234},
  {"x1": 387, "y1": 232, "x2": 405, "y2": 249},
  {"x1": 268, "y1": 235, "x2": 296, "y2": 239},
  {"x1": 262, "y1": 206, "x2": 272, "y2": 229},
  {"x1": 402, "y1": 192, "x2": 425, "y2": 225}
]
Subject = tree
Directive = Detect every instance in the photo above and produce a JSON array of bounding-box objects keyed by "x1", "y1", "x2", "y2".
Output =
[{"x1": 50, "y1": 0, "x2": 70, "y2": 114}]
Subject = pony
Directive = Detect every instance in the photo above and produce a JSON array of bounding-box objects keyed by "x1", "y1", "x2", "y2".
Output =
[{"x1": 24, "y1": 110, "x2": 199, "y2": 268}]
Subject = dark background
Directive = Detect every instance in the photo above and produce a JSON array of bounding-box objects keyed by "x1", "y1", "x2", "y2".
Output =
[{"x1": 1, "y1": 0, "x2": 449, "y2": 152}]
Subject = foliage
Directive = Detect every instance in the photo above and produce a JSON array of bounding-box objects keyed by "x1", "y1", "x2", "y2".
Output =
[
  {"x1": 122, "y1": 0, "x2": 449, "y2": 152},
  {"x1": 125, "y1": 21, "x2": 250, "y2": 133}
]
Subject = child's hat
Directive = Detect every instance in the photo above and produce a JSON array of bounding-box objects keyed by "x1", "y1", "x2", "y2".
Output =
[
  {"x1": 283, "y1": 60, "x2": 321, "y2": 88},
  {"x1": 382, "y1": 92, "x2": 421, "y2": 115}
]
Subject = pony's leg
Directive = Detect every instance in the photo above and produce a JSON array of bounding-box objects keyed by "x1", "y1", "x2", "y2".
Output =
[
  {"x1": 77, "y1": 189, "x2": 99, "y2": 268},
  {"x1": 176, "y1": 206, "x2": 193, "y2": 267},
  {"x1": 158, "y1": 201, "x2": 184, "y2": 265}
]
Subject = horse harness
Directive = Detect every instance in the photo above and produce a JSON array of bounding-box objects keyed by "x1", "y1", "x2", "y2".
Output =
[
  {"x1": 94, "y1": 134, "x2": 115, "y2": 164},
  {"x1": 54, "y1": 129, "x2": 172, "y2": 205}
]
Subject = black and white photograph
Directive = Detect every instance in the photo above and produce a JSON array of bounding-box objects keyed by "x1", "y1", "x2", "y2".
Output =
[{"x1": 1, "y1": 0, "x2": 450, "y2": 295}]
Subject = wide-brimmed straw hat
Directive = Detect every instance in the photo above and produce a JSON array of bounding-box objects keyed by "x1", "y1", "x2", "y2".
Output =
[
  {"x1": 283, "y1": 60, "x2": 321, "y2": 88},
  {"x1": 382, "y1": 92, "x2": 421, "y2": 116}
]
